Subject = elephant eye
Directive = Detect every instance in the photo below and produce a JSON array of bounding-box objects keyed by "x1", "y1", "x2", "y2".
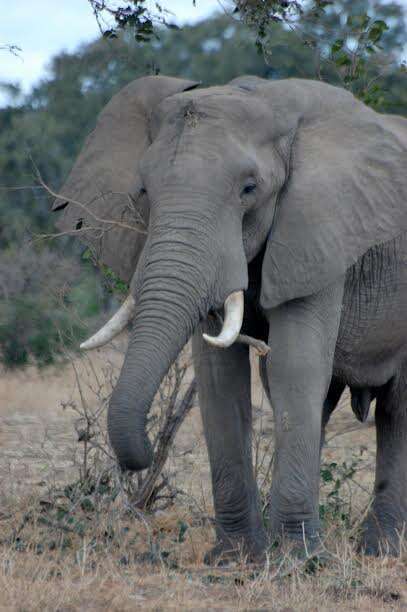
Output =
[{"x1": 241, "y1": 183, "x2": 256, "y2": 196}]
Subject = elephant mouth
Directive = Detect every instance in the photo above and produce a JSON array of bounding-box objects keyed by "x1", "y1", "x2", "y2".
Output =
[{"x1": 80, "y1": 290, "x2": 245, "y2": 352}]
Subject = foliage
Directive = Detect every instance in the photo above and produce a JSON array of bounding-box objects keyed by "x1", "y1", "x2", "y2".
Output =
[
  {"x1": 233, "y1": 0, "x2": 406, "y2": 109},
  {"x1": 89, "y1": 0, "x2": 181, "y2": 42},
  {"x1": 320, "y1": 454, "x2": 365, "y2": 527},
  {"x1": 0, "y1": 246, "x2": 105, "y2": 367},
  {"x1": 87, "y1": 1, "x2": 325, "y2": 44},
  {"x1": 0, "y1": 4, "x2": 405, "y2": 366},
  {"x1": 89, "y1": 1, "x2": 406, "y2": 111},
  {"x1": 2, "y1": 349, "x2": 196, "y2": 551}
]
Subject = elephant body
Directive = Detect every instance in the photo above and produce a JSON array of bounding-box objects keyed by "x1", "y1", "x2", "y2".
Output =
[
  {"x1": 194, "y1": 231, "x2": 407, "y2": 560},
  {"x1": 53, "y1": 75, "x2": 407, "y2": 560},
  {"x1": 336, "y1": 234, "x2": 407, "y2": 388}
]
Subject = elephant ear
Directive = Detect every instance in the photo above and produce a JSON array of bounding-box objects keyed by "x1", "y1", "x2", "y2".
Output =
[
  {"x1": 260, "y1": 84, "x2": 407, "y2": 309},
  {"x1": 52, "y1": 75, "x2": 199, "y2": 283}
]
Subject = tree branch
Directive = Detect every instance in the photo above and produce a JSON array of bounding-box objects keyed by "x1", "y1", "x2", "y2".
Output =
[{"x1": 213, "y1": 312, "x2": 270, "y2": 356}]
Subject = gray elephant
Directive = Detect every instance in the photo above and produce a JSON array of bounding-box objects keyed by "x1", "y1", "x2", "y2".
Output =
[{"x1": 53, "y1": 75, "x2": 407, "y2": 561}]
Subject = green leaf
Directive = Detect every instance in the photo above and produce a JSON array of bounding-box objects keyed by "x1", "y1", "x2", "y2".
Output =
[
  {"x1": 331, "y1": 39, "x2": 344, "y2": 54},
  {"x1": 368, "y1": 20, "x2": 389, "y2": 44},
  {"x1": 334, "y1": 51, "x2": 351, "y2": 67},
  {"x1": 321, "y1": 469, "x2": 334, "y2": 483},
  {"x1": 177, "y1": 520, "x2": 188, "y2": 543},
  {"x1": 371, "y1": 19, "x2": 389, "y2": 31},
  {"x1": 80, "y1": 497, "x2": 95, "y2": 513},
  {"x1": 56, "y1": 506, "x2": 69, "y2": 521}
]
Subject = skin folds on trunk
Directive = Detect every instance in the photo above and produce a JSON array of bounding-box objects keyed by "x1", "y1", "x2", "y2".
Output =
[
  {"x1": 107, "y1": 209, "x2": 233, "y2": 471},
  {"x1": 108, "y1": 290, "x2": 196, "y2": 470}
]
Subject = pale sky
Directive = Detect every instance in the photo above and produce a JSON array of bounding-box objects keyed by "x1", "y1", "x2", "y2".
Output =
[
  {"x1": 0, "y1": 0, "x2": 224, "y2": 104},
  {"x1": 0, "y1": 0, "x2": 405, "y2": 107}
]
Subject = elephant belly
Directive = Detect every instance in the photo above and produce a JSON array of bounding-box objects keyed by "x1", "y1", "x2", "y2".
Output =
[{"x1": 333, "y1": 233, "x2": 407, "y2": 388}]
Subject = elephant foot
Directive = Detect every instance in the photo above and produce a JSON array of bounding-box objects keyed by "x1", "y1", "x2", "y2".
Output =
[
  {"x1": 270, "y1": 533, "x2": 327, "y2": 568},
  {"x1": 267, "y1": 530, "x2": 331, "y2": 573},
  {"x1": 358, "y1": 513, "x2": 406, "y2": 556},
  {"x1": 204, "y1": 534, "x2": 267, "y2": 567},
  {"x1": 268, "y1": 516, "x2": 323, "y2": 560}
]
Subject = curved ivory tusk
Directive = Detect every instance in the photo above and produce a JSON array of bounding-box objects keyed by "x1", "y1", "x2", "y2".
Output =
[
  {"x1": 80, "y1": 295, "x2": 136, "y2": 350},
  {"x1": 203, "y1": 290, "x2": 244, "y2": 349}
]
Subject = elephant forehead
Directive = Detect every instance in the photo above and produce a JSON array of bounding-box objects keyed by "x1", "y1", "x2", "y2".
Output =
[{"x1": 152, "y1": 86, "x2": 269, "y2": 133}]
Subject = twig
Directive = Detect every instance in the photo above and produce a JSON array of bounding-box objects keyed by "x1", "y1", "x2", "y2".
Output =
[
  {"x1": 32, "y1": 162, "x2": 147, "y2": 235},
  {"x1": 213, "y1": 312, "x2": 270, "y2": 356},
  {"x1": 133, "y1": 379, "x2": 197, "y2": 509},
  {"x1": 235, "y1": 332, "x2": 270, "y2": 356}
]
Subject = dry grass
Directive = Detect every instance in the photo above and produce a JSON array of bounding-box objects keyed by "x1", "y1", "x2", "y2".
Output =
[
  {"x1": 1, "y1": 341, "x2": 406, "y2": 610},
  {"x1": 0, "y1": 506, "x2": 405, "y2": 610}
]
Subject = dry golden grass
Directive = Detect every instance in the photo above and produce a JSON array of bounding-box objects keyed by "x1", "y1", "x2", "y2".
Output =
[
  {"x1": 1, "y1": 343, "x2": 406, "y2": 611},
  {"x1": 0, "y1": 503, "x2": 405, "y2": 611}
]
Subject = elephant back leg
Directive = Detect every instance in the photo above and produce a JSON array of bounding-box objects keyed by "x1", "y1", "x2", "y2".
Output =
[
  {"x1": 359, "y1": 365, "x2": 407, "y2": 555},
  {"x1": 321, "y1": 377, "x2": 346, "y2": 448},
  {"x1": 192, "y1": 318, "x2": 266, "y2": 565}
]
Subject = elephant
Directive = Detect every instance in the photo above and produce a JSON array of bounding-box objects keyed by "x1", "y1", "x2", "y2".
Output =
[{"x1": 52, "y1": 74, "x2": 407, "y2": 562}]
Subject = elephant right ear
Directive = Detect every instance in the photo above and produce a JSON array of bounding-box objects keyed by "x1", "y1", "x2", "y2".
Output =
[
  {"x1": 52, "y1": 75, "x2": 199, "y2": 283},
  {"x1": 259, "y1": 81, "x2": 407, "y2": 310}
]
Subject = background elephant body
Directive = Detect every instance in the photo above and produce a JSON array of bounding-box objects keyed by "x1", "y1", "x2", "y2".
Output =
[{"x1": 54, "y1": 75, "x2": 407, "y2": 561}]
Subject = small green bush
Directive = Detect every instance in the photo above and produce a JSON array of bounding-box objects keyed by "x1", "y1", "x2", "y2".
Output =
[{"x1": 0, "y1": 245, "x2": 106, "y2": 367}]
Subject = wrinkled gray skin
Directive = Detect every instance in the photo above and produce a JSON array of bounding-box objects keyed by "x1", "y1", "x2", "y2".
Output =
[{"x1": 54, "y1": 75, "x2": 407, "y2": 562}]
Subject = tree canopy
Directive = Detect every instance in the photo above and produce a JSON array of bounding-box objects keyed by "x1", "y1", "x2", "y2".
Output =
[{"x1": 0, "y1": 2, "x2": 405, "y2": 366}]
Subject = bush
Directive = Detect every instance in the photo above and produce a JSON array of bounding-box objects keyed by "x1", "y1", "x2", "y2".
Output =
[{"x1": 0, "y1": 245, "x2": 105, "y2": 367}]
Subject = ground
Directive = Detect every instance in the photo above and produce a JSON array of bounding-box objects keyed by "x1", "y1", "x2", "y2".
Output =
[{"x1": 0, "y1": 338, "x2": 406, "y2": 610}]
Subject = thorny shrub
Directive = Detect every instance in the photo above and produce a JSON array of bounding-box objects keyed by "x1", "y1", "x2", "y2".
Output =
[{"x1": 0, "y1": 345, "x2": 198, "y2": 563}]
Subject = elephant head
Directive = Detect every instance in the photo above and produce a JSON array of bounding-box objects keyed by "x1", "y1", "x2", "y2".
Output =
[{"x1": 53, "y1": 75, "x2": 406, "y2": 471}]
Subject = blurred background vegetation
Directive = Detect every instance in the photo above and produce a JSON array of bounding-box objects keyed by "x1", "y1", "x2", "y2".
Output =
[{"x1": 0, "y1": 0, "x2": 405, "y2": 367}]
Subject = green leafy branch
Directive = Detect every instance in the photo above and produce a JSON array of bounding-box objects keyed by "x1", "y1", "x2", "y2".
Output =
[{"x1": 88, "y1": 0, "x2": 179, "y2": 42}]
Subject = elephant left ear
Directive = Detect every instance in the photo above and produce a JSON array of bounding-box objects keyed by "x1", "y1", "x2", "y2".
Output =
[
  {"x1": 260, "y1": 108, "x2": 407, "y2": 310},
  {"x1": 52, "y1": 75, "x2": 199, "y2": 283}
]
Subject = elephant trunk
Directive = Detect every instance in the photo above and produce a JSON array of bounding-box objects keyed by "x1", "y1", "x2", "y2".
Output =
[{"x1": 107, "y1": 210, "x2": 217, "y2": 471}]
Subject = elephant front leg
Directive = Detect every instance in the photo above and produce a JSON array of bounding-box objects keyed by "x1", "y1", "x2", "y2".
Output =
[
  {"x1": 265, "y1": 281, "x2": 344, "y2": 553},
  {"x1": 192, "y1": 320, "x2": 266, "y2": 565}
]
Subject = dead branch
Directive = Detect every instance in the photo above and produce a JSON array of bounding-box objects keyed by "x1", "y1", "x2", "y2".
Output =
[
  {"x1": 132, "y1": 379, "x2": 197, "y2": 510},
  {"x1": 213, "y1": 312, "x2": 270, "y2": 356},
  {"x1": 235, "y1": 332, "x2": 270, "y2": 356},
  {"x1": 33, "y1": 164, "x2": 147, "y2": 235}
]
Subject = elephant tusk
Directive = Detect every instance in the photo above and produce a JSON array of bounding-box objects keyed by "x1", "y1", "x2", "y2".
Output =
[
  {"x1": 203, "y1": 290, "x2": 244, "y2": 349},
  {"x1": 80, "y1": 295, "x2": 136, "y2": 350}
]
